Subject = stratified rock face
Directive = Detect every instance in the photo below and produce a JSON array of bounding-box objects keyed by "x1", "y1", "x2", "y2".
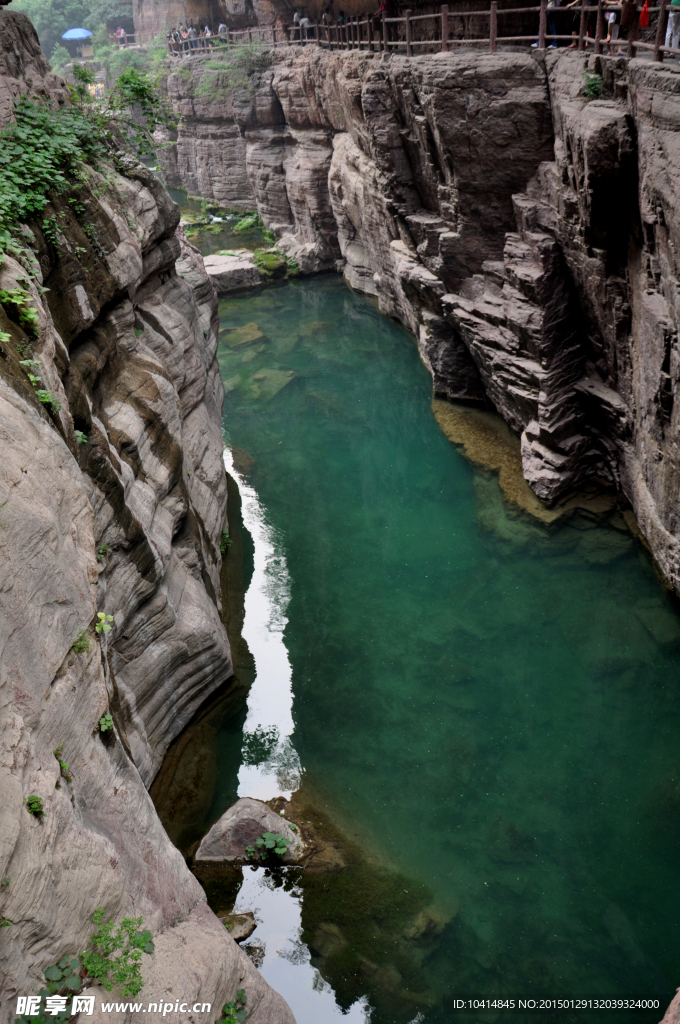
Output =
[
  {"x1": 161, "y1": 47, "x2": 680, "y2": 592},
  {"x1": 0, "y1": 12, "x2": 294, "y2": 1024}
]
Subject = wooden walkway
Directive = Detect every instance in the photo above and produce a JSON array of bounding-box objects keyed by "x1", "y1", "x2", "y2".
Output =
[{"x1": 166, "y1": 0, "x2": 678, "y2": 63}]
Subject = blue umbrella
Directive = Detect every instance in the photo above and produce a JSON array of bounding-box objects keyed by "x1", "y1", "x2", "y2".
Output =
[{"x1": 61, "y1": 27, "x2": 93, "y2": 39}]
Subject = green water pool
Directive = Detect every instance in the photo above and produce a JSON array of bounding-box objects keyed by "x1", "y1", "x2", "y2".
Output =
[{"x1": 187, "y1": 272, "x2": 680, "y2": 1023}]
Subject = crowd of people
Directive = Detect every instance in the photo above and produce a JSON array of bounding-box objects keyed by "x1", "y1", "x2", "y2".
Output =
[
  {"x1": 166, "y1": 24, "x2": 230, "y2": 52},
  {"x1": 161, "y1": 0, "x2": 680, "y2": 59},
  {"x1": 531, "y1": 0, "x2": 678, "y2": 55}
]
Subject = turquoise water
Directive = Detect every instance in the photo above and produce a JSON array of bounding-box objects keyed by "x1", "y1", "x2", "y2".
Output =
[{"x1": 192, "y1": 273, "x2": 680, "y2": 1022}]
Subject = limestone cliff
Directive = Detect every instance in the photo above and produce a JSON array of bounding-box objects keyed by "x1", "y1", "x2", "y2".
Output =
[
  {"x1": 0, "y1": 11, "x2": 294, "y2": 1024},
  {"x1": 159, "y1": 47, "x2": 680, "y2": 593}
]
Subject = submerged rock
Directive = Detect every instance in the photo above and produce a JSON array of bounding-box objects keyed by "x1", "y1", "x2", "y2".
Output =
[{"x1": 195, "y1": 797, "x2": 305, "y2": 865}]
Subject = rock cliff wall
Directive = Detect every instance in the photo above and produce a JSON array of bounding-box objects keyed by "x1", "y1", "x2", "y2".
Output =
[
  {"x1": 159, "y1": 47, "x2": 680, "y2": 592},
  {"x1": 0, "y1": 11, "x2": 294, "y2": 1024}
]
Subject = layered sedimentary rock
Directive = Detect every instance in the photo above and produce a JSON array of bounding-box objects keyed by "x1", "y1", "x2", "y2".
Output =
[
  {"x1": 0, "y1": 11, "x2": 293, "y2": 1024},
  {"x1": 160, "y1": 47, "x2": 680, "y2": 592}
]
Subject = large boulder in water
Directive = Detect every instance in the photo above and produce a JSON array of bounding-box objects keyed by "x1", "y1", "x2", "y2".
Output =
[
  {"x1": 195, "y1": 798, "x2": 305, "y2": 865},
  {"x1": 203, "y1": 251, "x2": 261, "y2": 294}
]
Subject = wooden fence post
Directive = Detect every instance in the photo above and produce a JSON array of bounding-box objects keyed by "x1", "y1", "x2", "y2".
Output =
[
  {"x1": 489, "y1": 0, "x2": 498, "y2": 50},
  {"x1": 406, "y1": 8, "x2": 413, "y2": 54},
  {"x1": 654, "y1": 0, "x2": 668, "y2": 58},
  {"x1": 367, "y1": 13, "x2": 374, "y2": 50},
  {"x1": 383, "y1": 11, "x2": 389, "y2": 50},
  {"x1": 577, "y1": 2, "x2": 587, "y2": 48},
  {"x1": 626, "y1": 10, "x2": 639, "y2": 55},
  {"x1": 594, "y1": 0, "x2": 605, "y2": 53},
  {"x1": 441, "y1": 4, "x2": 449, "y2": 49},
  {"x1": 538, "y1": 0, "x2": 547, "y2": 46}
]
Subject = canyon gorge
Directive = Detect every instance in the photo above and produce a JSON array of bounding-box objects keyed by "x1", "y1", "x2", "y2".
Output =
[
  {"x1": 2, "y1": 3, "x2": 680, "y2": 1023},
  {"x1": 158, "y1": 44, "x2": 680, "y2": 594}
]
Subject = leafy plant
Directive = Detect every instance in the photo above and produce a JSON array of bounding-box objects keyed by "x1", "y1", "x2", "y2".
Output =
[
  {"x1": 95, "y1": 612, "x2": 114, "y2": 635},
  {"x1": 233, "y1": 212, "x2": 261, "y2": 234},
  {"x1": 0, "y1": 287, "x2": 39, "y2": 336},
  {"x1": 53, "y1": 746, "x2": 73, "y2": 784},
  {"x1": 97, "y1": 544, "x2": 109, "y2": 562},
  {"x1": 80, "y1": 907, "x2": 154, "y2": 997},
  {"x1": 110, "y1": 68, "x2": 177, "y2": 157},
  {"x1": 0, "y1": 917, "x2": 12, "y2": 927},
  {"x1": 216, "y1": 989, "x2": 247, "y2": 1024},
  {"x1": 72, "y1": 629, "x2": 92, "y2": 654},
  {"x1": 41, "y1": 215, "x2": 60, "y2": 248},
  {"x1": 25, "y1": 795, "x2": 45, "y2": 817},
  {"x1": 584, "y1": 71, "x2": 604, "y2": 100},
  {"x1": 246, "y1": 832, "x2": 291, "y2": 860},
  {"x1": 220, "y1": 530, "x2": 232, "y2": 553},
  {"x1": 1, "y1": 877, "x2": 9, "y2": 891},
  {"x1": 193, "y1": 41, "x2": 272, "y2": 99},
  {"x1": 18, "y1": 358, "x2": 62, "y2": 412},
  {"x1": 35, "y1": 389, "x2": 62, "y2": 413},
  {"x1": 44, "y1": 956, "x2": 83, "y2": 993},
  {"x1": 0, "y1": 69, "x2": 175, "y2": 261},
  {"x1": 99, "y1": 714, "x2": 114, "y2": 732},
  {"x1": 49, "y1": 43, "x2": 72, "y2": 74},
  {"x1": 0, "y1": 100, "x2": 105, "y2": 258},
  {"x1": 75, "y1": 430, "x2": 88, "y2": 445}
]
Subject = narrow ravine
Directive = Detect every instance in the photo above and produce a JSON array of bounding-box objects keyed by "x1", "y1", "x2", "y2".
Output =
[{"x1": 155, "y1": 201, "x2": 680, "y2": 1024}]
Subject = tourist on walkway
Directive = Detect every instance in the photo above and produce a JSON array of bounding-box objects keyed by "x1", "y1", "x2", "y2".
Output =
[
  {"x1": 299, "y1": 14, "x2": 311, "y2": 39},
  {"x1": 115, "y1": 26, "x2": 127, "y2": 47},
  {"x1": 666, "y1": 0, "x2": 680, "y2": 52},
  {"x1": 188, "y1": 24, "x2": 198, "y2": 48},
  {"x1": 293, "y1": 10, "x2": 300, "y2": 39},
  {"x1": 619, "y1": 0, "x2": 639, "y2": 40}
]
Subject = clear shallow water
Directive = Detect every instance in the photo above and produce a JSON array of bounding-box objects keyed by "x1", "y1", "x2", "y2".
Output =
[
  {"x1": 165, "y1": 186, "x2": 268, "y2": 256},
  {"x1": 182, "y1": 272, "x2": 680, "y2": 1023}
]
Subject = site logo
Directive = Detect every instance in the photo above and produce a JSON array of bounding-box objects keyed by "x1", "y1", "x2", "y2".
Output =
[{"x1": 17, "y1": 996, "x2": 95, "y2": 1016}]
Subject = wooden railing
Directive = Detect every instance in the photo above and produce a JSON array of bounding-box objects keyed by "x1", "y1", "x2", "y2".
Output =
[
  {"x1": 108, "y1": 32, "x2": 138, "y2": 47},
  {"x1": 166, "y1": 0, "x2": 677, "y2": 62}
]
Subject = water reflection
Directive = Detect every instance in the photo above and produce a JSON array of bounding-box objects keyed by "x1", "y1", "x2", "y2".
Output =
[
  {"x1": 234, "y1": 868, "x2": 370, "y2": 1024},
  {"x1": 223, "y1": 448, "x2": 302, "y2": 799}
]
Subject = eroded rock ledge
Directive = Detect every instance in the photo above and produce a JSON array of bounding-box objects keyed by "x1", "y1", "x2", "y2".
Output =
[
  {"x1": 159, "y1": 47, "x2": 680, "y2": 593},
  {"x1": 0, "y1": 11, "x2": 293, "y2": 1024}
]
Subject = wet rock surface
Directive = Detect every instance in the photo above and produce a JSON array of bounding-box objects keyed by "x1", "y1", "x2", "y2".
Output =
[{"x1": 160, "y1": 48, "x2": 680, "y2": 594}]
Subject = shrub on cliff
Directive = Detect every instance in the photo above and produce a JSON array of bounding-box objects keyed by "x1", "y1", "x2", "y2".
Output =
[
  {"x1": 194, "y1": 42, "x2": 273, "y2": 100},
  {"x1": 0, "y1": 70, "x2": 175, "y2": 262}
]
